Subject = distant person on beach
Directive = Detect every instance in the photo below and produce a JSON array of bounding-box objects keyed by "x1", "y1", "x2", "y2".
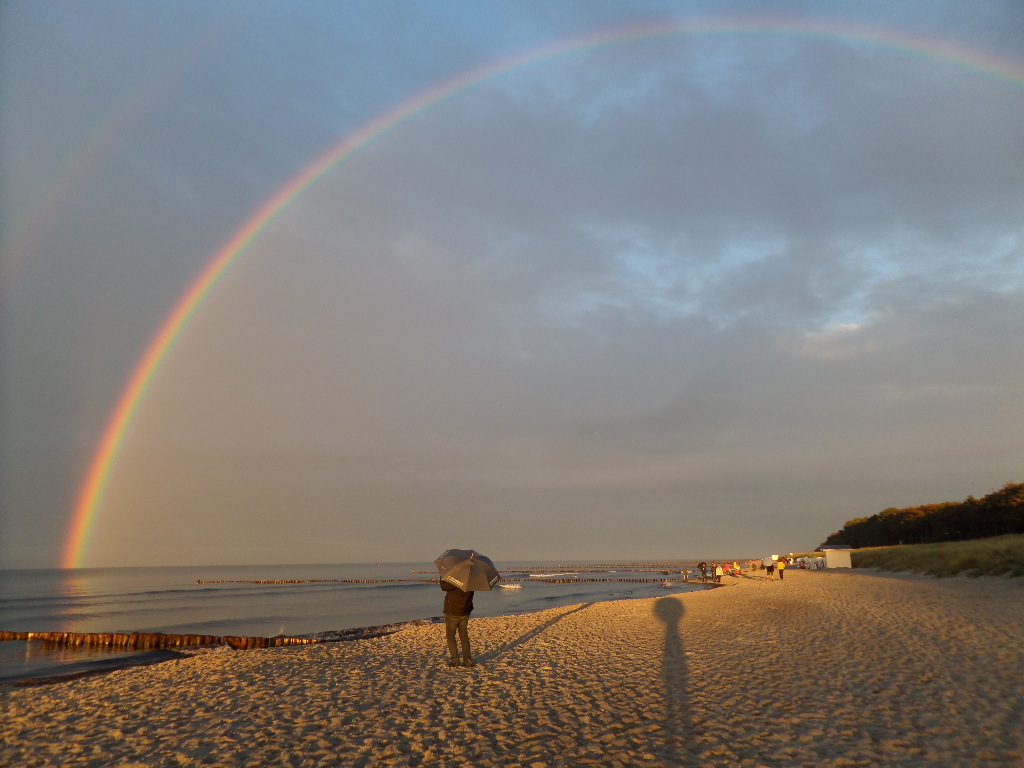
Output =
[
  {"x1": 441, "y1": 581, "x2": 474, "y2": 668},
  {"x1": 714, "y1": 563, "x2": 724, "y2": 583},
  {"x1": 777, "y1": 560, "x2": 786, "y2": 580},
  {"x1": 698, "y1": 561, "x2": 708, "y2": 582},
  {"x1": 763, "y1": 557, "x2": 775, "y2": 579}
]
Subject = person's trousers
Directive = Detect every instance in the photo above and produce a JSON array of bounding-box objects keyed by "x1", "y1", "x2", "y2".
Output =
[{"x1": 444, "y1": 613, "x2": 471, "y2": 662}]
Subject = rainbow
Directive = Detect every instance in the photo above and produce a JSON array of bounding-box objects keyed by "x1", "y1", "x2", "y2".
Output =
[{"x1": 63, "y1": 17, "x2": 1024, "y2": 567}]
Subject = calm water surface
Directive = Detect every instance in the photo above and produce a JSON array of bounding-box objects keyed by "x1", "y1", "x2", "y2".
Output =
[{"x1": 1, "y1": 561, "x2": 704, "y2": 681}]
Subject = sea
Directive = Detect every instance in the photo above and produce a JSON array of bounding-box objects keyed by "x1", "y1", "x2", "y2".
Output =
[{"x1": 0, "y1": 561, "x2": 706, "y2": 682}]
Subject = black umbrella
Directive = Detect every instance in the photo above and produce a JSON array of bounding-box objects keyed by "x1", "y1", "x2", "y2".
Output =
[{"x1": 434, "y1": 549, "x2": 500, "y2": 591}]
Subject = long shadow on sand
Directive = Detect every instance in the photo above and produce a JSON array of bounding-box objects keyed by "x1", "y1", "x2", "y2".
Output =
[
  {"x1": 475, "y1": 603, "x2": 594, "y2": 664},
  {"x1": 654, "y1": 596, "x2": 699, "y2": 766}
]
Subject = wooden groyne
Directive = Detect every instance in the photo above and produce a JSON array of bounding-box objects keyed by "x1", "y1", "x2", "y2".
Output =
[
  {"x1": 0, "y1": 619, "x2": 428, "y2": 652},
  {"x1": 0, "y1": 630, "x2": 319, "y2": 651}
]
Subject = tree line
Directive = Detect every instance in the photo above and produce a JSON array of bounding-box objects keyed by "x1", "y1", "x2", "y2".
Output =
[{"x1": 824, "y1": 482, "x2": 1024, "y2": 549}]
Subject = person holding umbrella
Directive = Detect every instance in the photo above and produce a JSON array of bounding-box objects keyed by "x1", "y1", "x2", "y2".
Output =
[
  {"x1": 434, "y1": 549, "x2": 499, "y2": 669},
  {"x1": 441, "y1": 580, "x2": 474, "y2": 667}
]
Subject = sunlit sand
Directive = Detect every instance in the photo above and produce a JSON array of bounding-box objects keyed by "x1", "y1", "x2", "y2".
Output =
[{"x1": 2, "y1": 569, "x2": 1021, "y2": 766}]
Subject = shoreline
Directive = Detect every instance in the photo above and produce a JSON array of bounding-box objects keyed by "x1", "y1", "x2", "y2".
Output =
[
  {"x1": 1, "y1": 649, "x2": 192, "y2": 688},
  {"x1": 0, "y1": 582, "x2": 720, "y2": 686},
  {"x1": 3, "y1": 569, "x2": 1021, "y2": 766}
]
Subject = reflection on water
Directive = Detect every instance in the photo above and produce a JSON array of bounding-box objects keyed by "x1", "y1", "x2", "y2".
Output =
[
  {"x1": 56, "y1": 571, "x2": 92, "y2": 632},
  {"x1": 3, "y1": 639, "x2": 138, "y2": 665},
  {"x1": 0, "y1": 638, "x2": 148, "y2": 681}
]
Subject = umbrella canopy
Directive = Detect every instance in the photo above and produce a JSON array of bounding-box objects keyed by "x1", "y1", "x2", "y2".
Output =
[{"x1": 434, "y1": 549, "x2": 500, "y2": 592}]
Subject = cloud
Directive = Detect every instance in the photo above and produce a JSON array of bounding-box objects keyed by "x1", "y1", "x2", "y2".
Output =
[{"x1": 2, "y1": 1, "x2": 1022, "y2": 566}]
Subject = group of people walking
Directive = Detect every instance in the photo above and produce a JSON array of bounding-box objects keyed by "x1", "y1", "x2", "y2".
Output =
[
  {"x1": 695, "y1": 557, "x2": 791, "y2": 582},
  {"x1": 755, "y1": 556, "x2": 788, "y2": 579},
  {"x1": 697, "y1": 560, "x2": 742, "y2": 582}
]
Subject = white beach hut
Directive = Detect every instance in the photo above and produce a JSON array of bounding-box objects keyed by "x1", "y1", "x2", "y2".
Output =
[{"x1": 822, "y1": 548, "x2": 852, "y2": 568}]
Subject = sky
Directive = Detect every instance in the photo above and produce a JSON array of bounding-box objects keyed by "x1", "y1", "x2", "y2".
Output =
[{"x1": 2, "y1": 1, "x2": 1022, "y2": 569}]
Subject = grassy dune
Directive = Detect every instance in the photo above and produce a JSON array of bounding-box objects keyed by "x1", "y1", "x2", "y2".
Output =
[{"x1": 848, "y1": 534, "x2": 1024, "y2": 578}]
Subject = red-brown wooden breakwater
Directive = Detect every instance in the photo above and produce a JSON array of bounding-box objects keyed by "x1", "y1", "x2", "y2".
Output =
[{"x1": 0, "y1": 630, "x2": 320, "y2": 650}]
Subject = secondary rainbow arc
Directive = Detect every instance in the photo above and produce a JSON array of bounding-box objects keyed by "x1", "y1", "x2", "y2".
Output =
[{"x1": 63, "y1": 17, "x2": 1024, "y2": 568}]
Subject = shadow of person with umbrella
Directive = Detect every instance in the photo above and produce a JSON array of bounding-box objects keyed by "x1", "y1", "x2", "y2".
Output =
[
  {"x1": 434, "y1": 549, "x2": 499, "y2": 669},
  {"x1": 654, "y1": 596, "x2": 699, "y2": 766}
]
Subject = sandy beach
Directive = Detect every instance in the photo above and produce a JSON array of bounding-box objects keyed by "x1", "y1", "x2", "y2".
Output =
[{"x1": 2, "y1": 568, "x2": 1022, "y2": 767}]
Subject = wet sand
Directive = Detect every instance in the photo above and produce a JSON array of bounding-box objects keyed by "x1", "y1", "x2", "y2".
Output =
[{"x1": 2, "y1": 568, "x2": 1022, "y2": 767}]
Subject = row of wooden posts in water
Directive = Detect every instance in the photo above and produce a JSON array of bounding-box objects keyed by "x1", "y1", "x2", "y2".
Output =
[{"x1": 0, "y1": 630, "x2": 320, "y2": 651}]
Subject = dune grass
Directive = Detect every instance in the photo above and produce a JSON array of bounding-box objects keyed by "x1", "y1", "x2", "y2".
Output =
[{"x1": 848, "y1": 534, "x2": 1024, "y2": 578}]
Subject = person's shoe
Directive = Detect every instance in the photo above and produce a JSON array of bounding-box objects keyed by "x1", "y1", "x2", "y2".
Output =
[
  {"x1": 462, "y1": 660, "x2": 474, "y2": 668},
  {"x1": 447, "y1": 660, "x2": 459, "y2": 667}
]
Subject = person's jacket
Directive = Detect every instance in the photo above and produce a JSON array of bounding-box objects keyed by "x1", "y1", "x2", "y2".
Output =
[{"x1": 441, "y1": 581, "x2": 474, "y2": 616}]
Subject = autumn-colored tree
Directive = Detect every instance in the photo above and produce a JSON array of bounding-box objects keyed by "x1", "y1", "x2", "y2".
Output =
[{"x1": 825, "y1": 482, "x2": 1023, "y2": 548}]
